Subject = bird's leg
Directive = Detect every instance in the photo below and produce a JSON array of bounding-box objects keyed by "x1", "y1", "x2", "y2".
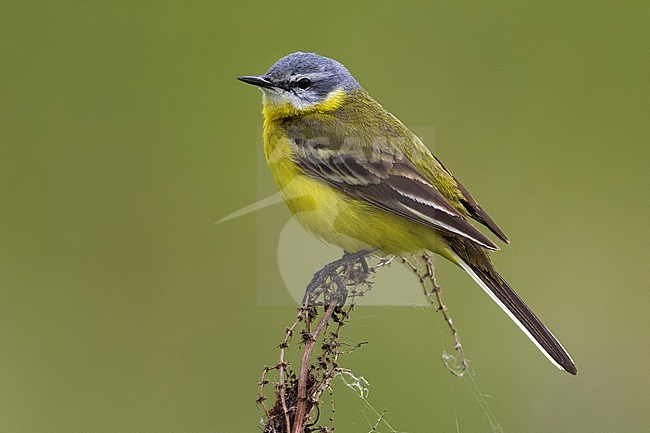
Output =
[
  {"x1": 357, "y1": 253, "x2": 370, "y2": 275},
  {"x1": 331, "y1": 272, "x2": 349, "y2": 306},
  {"x1": 303, "y1": 249, "x2": 374, "y2": 306}
]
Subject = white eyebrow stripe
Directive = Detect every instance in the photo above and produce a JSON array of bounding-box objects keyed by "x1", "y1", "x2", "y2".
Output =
[{"x1": 299, "y1": 72, "x2": 332, "y2": 80}]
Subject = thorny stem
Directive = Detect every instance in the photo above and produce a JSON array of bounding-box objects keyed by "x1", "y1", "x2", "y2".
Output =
[
  {"x1": 298, "y1": 258, "x2": 365, "y2": 430},
  {"x1": 258, "y1": 311, "x2": 304, "y2": 432},
  {"x1": 260, "y1": 251, "x2": 379, "y2": 433},
  {"x1": 292, "y1": 301, "x2": 338, "y2": 433},
  {"x1": 402, "y1": 253, "x2": 468, "y2": 376},
  {"x1": 278, "y1": 316, "x2": 300, "y2": 432}
]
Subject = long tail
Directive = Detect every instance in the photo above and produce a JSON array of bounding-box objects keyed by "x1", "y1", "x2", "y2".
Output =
[{"x1": 449, "y1": 241, "x2": 577, "y2": 375}]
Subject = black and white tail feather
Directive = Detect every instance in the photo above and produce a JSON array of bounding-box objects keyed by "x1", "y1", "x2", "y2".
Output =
[{"x1": 449, "y1": 243, "x2": 577, "y2": 375}]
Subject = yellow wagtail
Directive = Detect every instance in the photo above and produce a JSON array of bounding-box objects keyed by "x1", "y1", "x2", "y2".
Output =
[{"x1": 238, "y1": 52, "x2": 576, "y2": 374}]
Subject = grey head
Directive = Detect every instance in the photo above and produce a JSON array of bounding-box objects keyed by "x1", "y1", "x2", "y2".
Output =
[{"x1": 238, "y1": 52, "x2": 360, "y2": 109}]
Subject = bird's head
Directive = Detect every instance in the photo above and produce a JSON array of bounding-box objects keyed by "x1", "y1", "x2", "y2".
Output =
[{"x1": 238, "y1": 52, "x2": 360, "y2": 118}]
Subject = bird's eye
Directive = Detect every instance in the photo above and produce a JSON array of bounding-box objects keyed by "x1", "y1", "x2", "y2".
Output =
[{"x1": 295, "y1": 77, "x2": 312, "y2": 89}]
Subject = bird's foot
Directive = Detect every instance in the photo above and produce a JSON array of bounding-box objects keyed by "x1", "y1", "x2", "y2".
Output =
[{"x1": 302, "y1": 250, "x2": 374, "y2": 307}]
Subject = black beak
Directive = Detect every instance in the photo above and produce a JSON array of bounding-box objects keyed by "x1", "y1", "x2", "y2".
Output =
[{"x1": 237, "y1": 75, "x2": 277, "y2": 90}]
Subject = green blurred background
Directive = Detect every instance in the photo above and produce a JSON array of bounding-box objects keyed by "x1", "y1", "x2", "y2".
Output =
[{"x1": 1, "y1": 1, "x2": 648, "y2": 432}]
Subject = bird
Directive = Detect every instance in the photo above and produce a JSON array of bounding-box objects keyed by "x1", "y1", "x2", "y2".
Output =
[{"x1": 238, "y1": 52, "x2": 576, "y2": 375}]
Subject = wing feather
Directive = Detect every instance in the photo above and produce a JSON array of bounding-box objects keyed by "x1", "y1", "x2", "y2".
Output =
[
  {"x1": 432, "y1": 155, "x2": 509, "y2": 243},
  {"x1": 289, "y1": 133, "x2": 499, "y2": 250}
]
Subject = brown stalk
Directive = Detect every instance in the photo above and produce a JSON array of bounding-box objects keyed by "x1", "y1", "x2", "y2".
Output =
[{"x1": 292, "y1": 301, "x2": 337, "y2": 433}]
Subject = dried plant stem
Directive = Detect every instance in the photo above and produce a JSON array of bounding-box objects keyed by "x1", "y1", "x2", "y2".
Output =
[
  {"x1": 402, "y1": 253, "x2": 468, "y2": 376},
  {"x1": 258, "y1": 250, "x2": 465, "y2": 432},
  {"x1": 258, "y1": 312, "x2": 304, "y2": 432},
  {"x1": 279, "y1": 318, "x2": 300, "y2": 432},
  {"x1": 292, "y1": 301, "x2": 337, "y2": 433},
  {"x1": 259, "y1": 251, "x2": 378, "y2": 433}
]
